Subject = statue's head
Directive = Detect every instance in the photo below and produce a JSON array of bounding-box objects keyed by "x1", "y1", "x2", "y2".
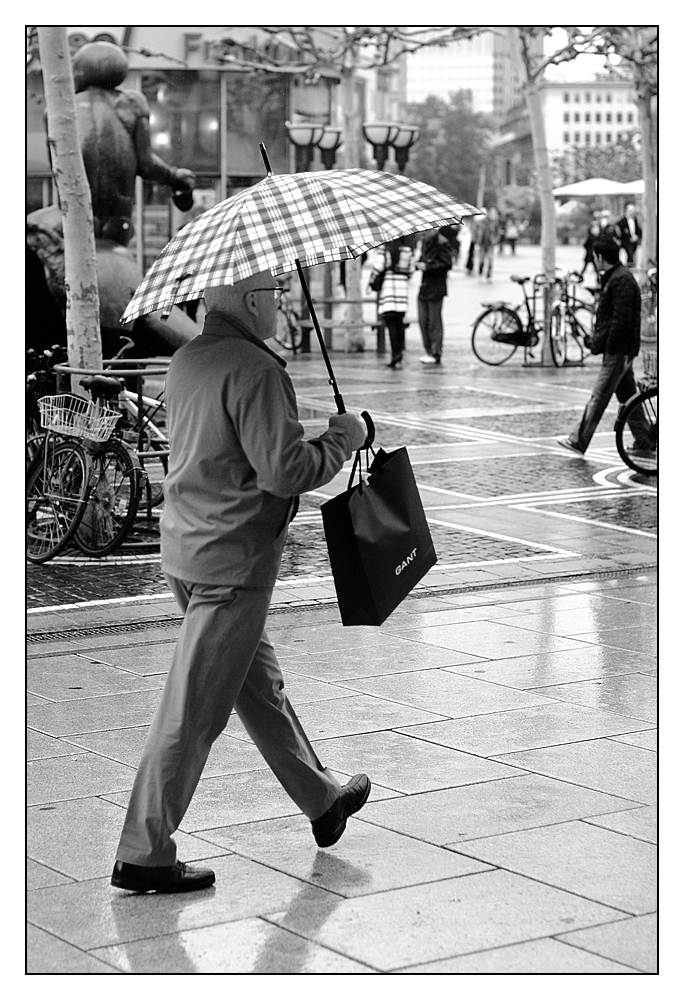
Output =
[{"x1": 73, "y1": 42, "x2": 128, "y2": 93}]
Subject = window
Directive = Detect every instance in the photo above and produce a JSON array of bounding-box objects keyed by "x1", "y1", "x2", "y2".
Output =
[
  {"x1": 606, "y1": 92, "x2": 612, "y2": 103},
  {"x1": 627, "y1": 112, "x2": 634, "y2": 124},
  {"x1": 563, "y1": 131, "x2": 570, "y2": 143},
  {"x1": 563, "y1": 112, "x2": 570, "y2": 123},
  {"x1": 585, "y1": 112, "x2": 591, "y2": 122},
  {"x1": 574, "y1": 92, "x2": 581, "y2": 102},
  {"x1": 585, "y1": 91, "x2": 591, "y2": 102},
  {"x1": 595, "y1": 133, "x2": 601, "y2": 144},
  {"x1": 563, "y1": 92, "x2": 570, "y2": 102},
  {"x1": 574, "y1": 132, "x2": 580, "y2": 143},
  {"x1": 595, "y1": 93, "x2": 602, "y2": 102},
  {"x1": 574, "y1": 113, "x2": 580, "y2": 122},
  {"x1": 585, "y1": 132, "x2": 591, "y2": 144},
  {"x1": 616, "y1": 112, "x2": 623, "y2": 123},
  {"x1": 606, "y1": 112, "x2": 612, "y2": 123},
  {"x1": 595, "y1": 112, "x2": 602, "y2": 122},
  {"x1": 605, "y1": 132, "x2": 612, "y2": 143}
]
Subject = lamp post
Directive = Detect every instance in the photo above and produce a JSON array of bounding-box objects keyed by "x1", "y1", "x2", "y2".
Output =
[
  {"x1": 317, "y1": 126, "x2": 343, "y2": 170},
  {"x1": 362, "y1": 121, "x2": 419, "y2": 172},
  {"x1": 285, "y1": 121, "x2": 324, "y2": 172}
]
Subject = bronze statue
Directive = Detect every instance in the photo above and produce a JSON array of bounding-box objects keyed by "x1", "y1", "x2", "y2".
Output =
[{"x1": 27, "y1": 40, "x2": 200, "y2": 356}]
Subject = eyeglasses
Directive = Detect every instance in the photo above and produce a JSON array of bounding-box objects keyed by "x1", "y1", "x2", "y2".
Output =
[{"x1": 252, "y1": 286, "x2": 285, "y2": 300}]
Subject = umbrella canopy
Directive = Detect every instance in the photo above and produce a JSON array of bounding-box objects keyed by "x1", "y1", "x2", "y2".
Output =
[
  {"x1": 553, "y1": 177, "x2": 627, "y2": 197},
  {"x1": 121, "y1": 167, "x2": 480, "y2": 323},
  {"x1": 620, "y1": 179, "x2": 645, "y2": 195}
]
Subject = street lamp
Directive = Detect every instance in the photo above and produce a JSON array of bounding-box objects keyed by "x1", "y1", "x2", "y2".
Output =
[
  {"x1": 317, "y1": 126, "x2": 343, "y2": 170},
  {"x1": 362, "y1": 122, "x2": 399, "y2": 171},
  {"x1": 285, "y1": 121, "x2": 325, "y2": 172},
  {"x1": 390, "y1": 124, "x2": 419, "y2": 173},
  {"x1": 362, "y1": 121, "x2": 419, "y2": 172}
]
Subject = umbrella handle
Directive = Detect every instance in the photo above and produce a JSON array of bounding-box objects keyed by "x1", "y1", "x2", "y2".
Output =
[
  {"x1": 294, "y1": 259, "x2": 345, "y2": 413},
  {"x1": 361, "y1": 410, "x2": 375, "y2": 448}
]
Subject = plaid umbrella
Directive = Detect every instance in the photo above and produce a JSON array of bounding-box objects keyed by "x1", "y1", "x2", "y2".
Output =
[{"x1": 122, "y1": 145, "x2": 481, "y2": 413}]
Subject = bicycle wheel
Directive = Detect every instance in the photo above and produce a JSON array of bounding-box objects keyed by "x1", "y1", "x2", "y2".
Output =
[
  {"x1": 74, "y1": 441, "x2": 144, "y2": 556},
  {"x1": 27, "y1": 440, "x2": 89, "y2": 563},
  {"x1": 471, "y1": 307, "x2": 522, "y2": 365},
  {"x1": 569, "y1": 304, "x2": 595, "y2": 362},
  {"x1": 615, "y1": 386, "x2": 657, "y2": 475},
  {"x1": 550, "y1": 306, "x2": 567, "y2": 367},
  {"x1": 274, "y1": 302, "x2": 302, "y2": 351}
]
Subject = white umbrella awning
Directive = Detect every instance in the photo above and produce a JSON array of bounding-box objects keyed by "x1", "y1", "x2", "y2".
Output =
[
  {"x1": 553, "y1": 177, "x2": 628, "y2": 197},
  {"x1": 620, "y1": 179, "x2": 645, "y2": 194}
]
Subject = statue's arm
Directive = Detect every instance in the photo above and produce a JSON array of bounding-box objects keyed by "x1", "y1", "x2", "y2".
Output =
[{"x1": 126, "y1": 90, "x2": 195, "y2": 191}]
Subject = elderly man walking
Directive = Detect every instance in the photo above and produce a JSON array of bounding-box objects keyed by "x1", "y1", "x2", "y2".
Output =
[
  {"x1": 111, "y1": 274, "x2": 371, "y2": 894},
  {"x1": 558, "y1": 237, "x2": 654, "y2": 459}
]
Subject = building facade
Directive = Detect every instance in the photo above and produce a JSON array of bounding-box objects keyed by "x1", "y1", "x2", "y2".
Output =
[
  {"x1": 405, "y1": 29, "x2": 541, "y2": 125},
  {"x1": 27, "y1": 26, "x2": 407, "y2": 274}
]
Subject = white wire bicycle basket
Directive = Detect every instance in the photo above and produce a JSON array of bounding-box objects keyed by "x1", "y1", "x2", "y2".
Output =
[{"x1": 38, "y1": 394, "x2": 120, "y2": 443}]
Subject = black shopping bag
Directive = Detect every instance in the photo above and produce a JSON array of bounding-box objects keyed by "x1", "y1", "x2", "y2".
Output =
[{"x1": 321, "y1": 447, "x2": 437, "y2": 626}]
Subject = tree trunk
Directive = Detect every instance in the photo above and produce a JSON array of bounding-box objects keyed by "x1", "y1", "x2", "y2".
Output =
[
  {"x1": 525, "y1": 76, "x2": 557, "y2": 366},
  {"x1": 38, "y1": 26, "x2": 102, "y2": 390},
  {"x1": 637, "y1": 89, "x2": 657, "y2": 267},
  {"x1": 340, "y1": 67, "x2": 365, "y2": 353}
]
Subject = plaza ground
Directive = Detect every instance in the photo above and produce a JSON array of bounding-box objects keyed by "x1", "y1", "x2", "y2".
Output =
[{"x1": 26, "y1": 243, "x2": 659, "y2": 974}]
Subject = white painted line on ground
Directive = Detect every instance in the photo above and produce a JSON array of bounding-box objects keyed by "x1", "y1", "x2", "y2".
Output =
[
  {"x1": 510, "y1": 505, "x2": 657, "y2": 538},
  {"x1": 424, "y1": 516, "x2": 576, "y2": 555}
]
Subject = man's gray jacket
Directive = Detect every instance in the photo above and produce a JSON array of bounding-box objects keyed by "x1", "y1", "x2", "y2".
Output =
[{"x1": 160, "y1": 310, "x2": 355, "y2": 587}]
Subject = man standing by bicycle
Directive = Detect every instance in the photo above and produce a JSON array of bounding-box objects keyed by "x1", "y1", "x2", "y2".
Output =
[{"x1": 558, "y1": 237, "x2": 654, "y2": 458}]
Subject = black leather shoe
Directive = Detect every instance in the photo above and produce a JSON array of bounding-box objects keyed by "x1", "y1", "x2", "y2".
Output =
[
  {"x1": 111, "y1": 860, "x2": 216, "y2": 893},
  {"x1": 311, "y1": 774, "x2": 371, "y2": 848}
]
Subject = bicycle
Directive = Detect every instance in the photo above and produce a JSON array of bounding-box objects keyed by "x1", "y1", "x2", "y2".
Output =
[
  {"x1": 272, "y1": 280, "x2": 303, "y2": 353},
  {"x1": 549, "y1": 270, "x2": 596, "y2": 368},
  {"x1": 614, "y1": 377, "x2": 657, "y2": 476},
  {"x1": 471, "y1": 273, "x2": 548, "y2": 365},
  {"x1": 27, "y1": 379, "x2": 146, "y2": 563},
  {"x1": 55, "y1": 348, "x2": 169, "y2": 509}
]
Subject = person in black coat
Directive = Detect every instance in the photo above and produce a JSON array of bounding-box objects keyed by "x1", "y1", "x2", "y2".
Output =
[
  {"x1": 616, "y1": 202, "x2": 642, "y2": 267},
  {"x1": 558, "y1": 237, "x2": 653, "y2": 457},
  {"x1": 416, "y1": 228, "x2": 453, "y2": 365}
]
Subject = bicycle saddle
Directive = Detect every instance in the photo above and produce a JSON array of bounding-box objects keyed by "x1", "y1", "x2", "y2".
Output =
[
  {"x1": 481, "y1": 300, "x2": 510, "y2": 308},
  {"x1": 79, "y1": 375, "x2": 124, "y2": 400},
  {"x1": 509, "y1": 275, "x2": 529, "y2": 284}
]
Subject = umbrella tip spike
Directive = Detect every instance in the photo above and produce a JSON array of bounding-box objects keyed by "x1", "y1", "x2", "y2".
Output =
[{"x1": 259, "y1": 143, "x2": 273, "y2": 176}]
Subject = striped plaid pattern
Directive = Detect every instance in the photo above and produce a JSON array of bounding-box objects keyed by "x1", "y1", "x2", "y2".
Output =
[{"x1": 121, "y1": 169, "x2": 480, "y2": 323}]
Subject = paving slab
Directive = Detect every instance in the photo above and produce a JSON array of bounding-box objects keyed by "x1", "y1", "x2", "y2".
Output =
[
  {"x1": 442, "y1": 645, "x2": 651, "y2": 689},
  {"x1": 27, "y1": 752, "x2": 136, "y2": 806},
  {"x1": 268, "y1": 868, "x2": 624, "y2": 971},
  {"x1": 398, "y1": 700, "x2": 648, "y2": 757},
  {"x1": 90, "y1": 916, "x2": 377, "y2": 974},
  {"x1": 27, "y1": 796, "x2": 224, "y2": 882},
  {"x1": 282, "y1": 638, "x2": 485, "y2": 681},
  {"x1": 583, "y1": 804, "x2": 657, "y2": 844},
  {"x1": 529, "y1": 672, "x2": 657, "y2": 723},
  {"x1": 610, "y1": 729, "x2": 657, "y2": 751},
  {"x1": 390, "y1": 617, "x2": 598, "y2": 660},
  {"x1": 202, "y1": 814, "x2": 490, "y2": 898},
  {"x1": 493, "y1": 737, "x2": 656, "y2": 804},
  {"x1": 456, "y1": 820, "x2": 656, "y2": 914},
  {"x1": 27, "y1": 654, "x2": 166, "y2": 700},
  {"x1": 311, "y1": 730, "x2": 525, "y2": 794},
  {"x1": 27, "y1": 924, "x2": 122, "y2": 974},
  {"x1": 337, "y1": 666, "x2": 553, "y2": 718},
  {"x1": 358, "y1": 773, "x2": 637, "y2": 845},
  {"x1": 396, "y1": 936, "x2": 640, "y2": 973},
  {"x1": 557, "y1": 913, "x2": 657, "y2": 974},
  {"x1": 27, "y1": 854, "x2": 339, "y2": 952},
  {"x1": 27, "y1": 688, "x2": 163, "y2": 737}
]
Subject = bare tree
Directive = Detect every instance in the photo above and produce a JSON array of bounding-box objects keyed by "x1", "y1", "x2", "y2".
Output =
[
  {"x1": 37, "y1": 26, "x2": 102, "y2": 386},
  {"x1": 590, "y1": 27, "x2": 657, "y2": 266}
]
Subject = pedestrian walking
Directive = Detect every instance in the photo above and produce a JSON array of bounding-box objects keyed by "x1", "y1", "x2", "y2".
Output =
[
  {"x1": 367, "y1": 236, "x2": 414, "y2": 369},
  {"x1": 558, "y1": 237, "x2": 654, "y2": 458},
  {"x1": 464, "y1": 219, "x2": 476, "y2": 275},
  {"x1": 478, "y1": 207, "x2": 498, "y2": 280},
  {"x1": 416, "y1": 227, "x2": 453, "y2": 365},
  {"x1": 504, "y1": 215, "x2": 519, "y2": 254},
  {"x1": 616, "y1": 202, "x2": 642, "y2": 267},
  {"x1": 580, "y1": 218, "x2": 602, "y2": 280},
  {"x1": 111, "y1": 273, "x2": 371, "y2": 894}
]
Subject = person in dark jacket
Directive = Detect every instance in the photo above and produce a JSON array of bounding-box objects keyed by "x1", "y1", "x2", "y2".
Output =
[
  {"x1": 616, "y1": 202, "x2": 642, "y2": 267},
  {"x1": 558, "y1": 237, "x2": 654, "y2": 457},
  {"x1": 416, "y1": 227, "x2": 453, "y2": 364}
]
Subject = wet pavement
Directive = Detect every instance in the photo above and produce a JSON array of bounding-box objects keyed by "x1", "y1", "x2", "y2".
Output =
[{"x1": 26, "y1": 244, "x2": 658, "y2": 974}]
